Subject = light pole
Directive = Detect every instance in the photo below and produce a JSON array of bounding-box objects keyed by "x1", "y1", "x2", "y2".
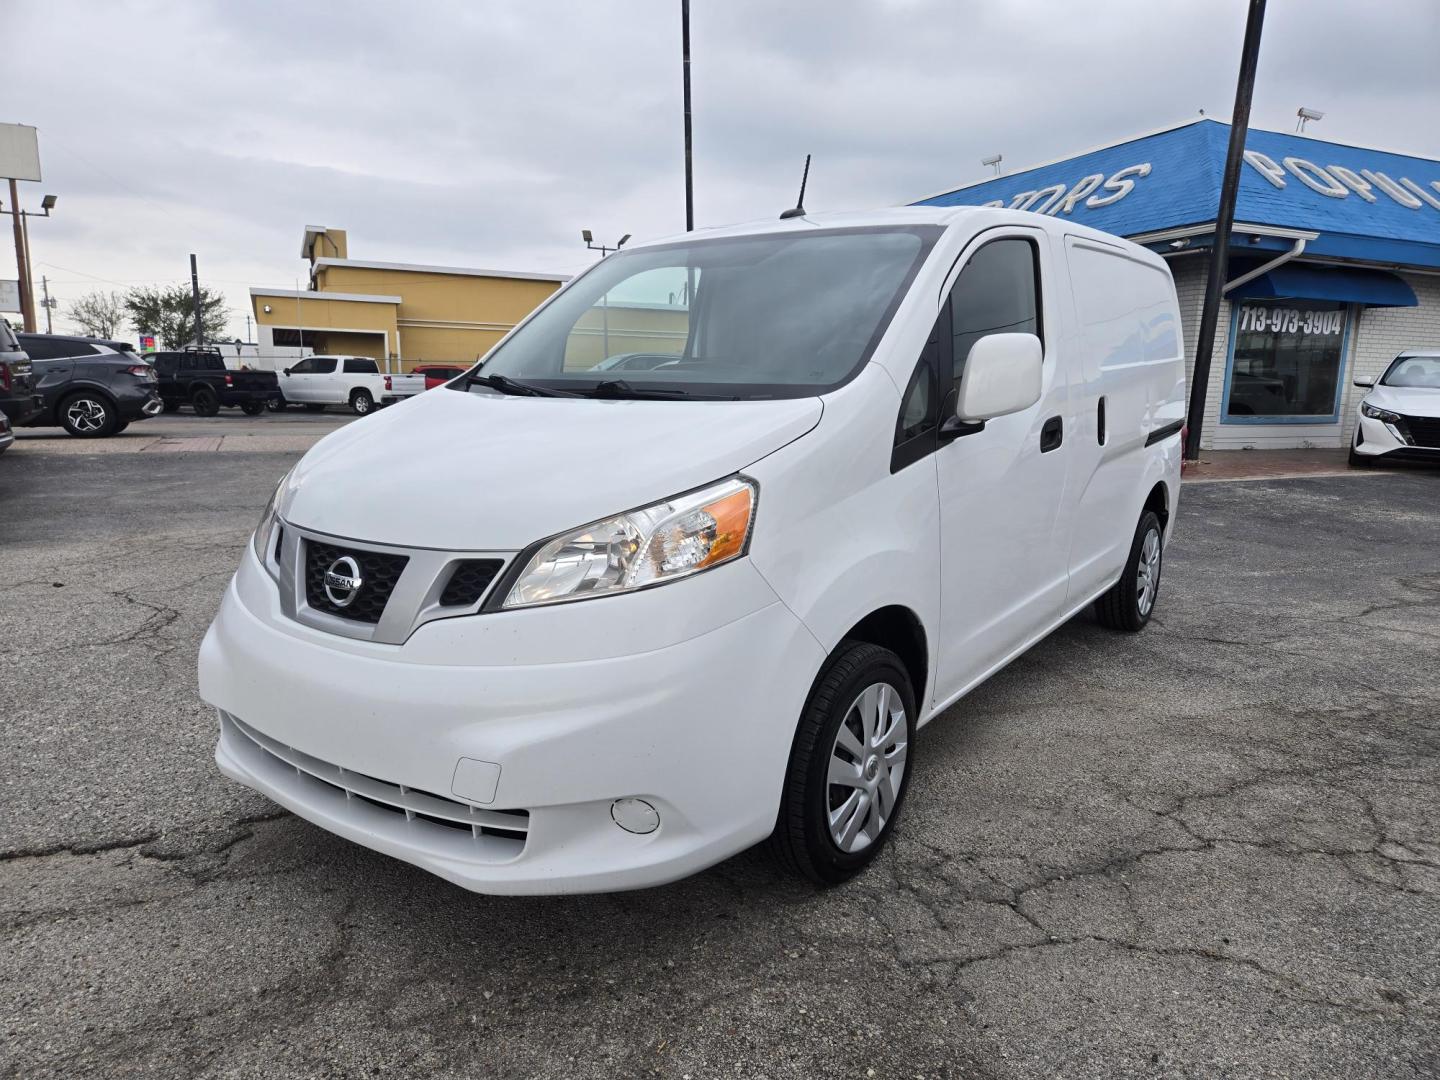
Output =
[
  {"x1": 581, "y1": 231, "x2": 631, "y2": 361},
  {"x1": 581, "y1": 229, "x2": 631, "y2": 257},
  {"x1": 4, "y1": 191, "x2": 55, "y2": 332},
  {"x1": 1185, "y1": 0, "x2": 1267, "y2": 462},
  {"x1": 681, "y1": 0, "x2": 694, "y2": 231}
]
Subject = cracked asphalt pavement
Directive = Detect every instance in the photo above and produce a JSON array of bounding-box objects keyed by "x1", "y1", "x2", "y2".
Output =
[{"x1": 1, "y1": 445, "x2": 1437, "y2": 1079}]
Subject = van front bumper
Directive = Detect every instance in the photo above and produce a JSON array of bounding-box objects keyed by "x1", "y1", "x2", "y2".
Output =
[{"x1": 199, "y1": 549, "x2": 826, "y2": 895}]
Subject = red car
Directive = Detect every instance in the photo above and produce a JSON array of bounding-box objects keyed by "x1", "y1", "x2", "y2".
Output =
[{"x1": 412, "y1": 365, "x2": 465, "y2": 391}]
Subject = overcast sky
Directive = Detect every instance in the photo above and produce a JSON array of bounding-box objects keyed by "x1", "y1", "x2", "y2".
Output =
[{"x1": 4, "y1": 0, "x2": 1438, "y2": 341}]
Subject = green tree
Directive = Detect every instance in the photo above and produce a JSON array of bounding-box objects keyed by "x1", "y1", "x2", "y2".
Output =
[
  {"x1": 68, "y1": 290, "x2": 128, "y2": 339},
  {"x1": 123, "y1": 284, "x2": 229, "y2": 348}
]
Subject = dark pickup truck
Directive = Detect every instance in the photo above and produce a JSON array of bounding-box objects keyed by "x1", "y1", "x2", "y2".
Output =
[{"x1": 150, "y1": 350, "x2": 281, "y2": 416}]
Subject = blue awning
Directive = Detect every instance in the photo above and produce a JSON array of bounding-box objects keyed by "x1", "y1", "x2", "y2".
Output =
[{"x1": 1229, "y1": 264, "x2": 1417, "y2": 307}]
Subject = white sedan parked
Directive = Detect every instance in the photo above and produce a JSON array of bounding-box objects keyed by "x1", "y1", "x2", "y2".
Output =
[{"x1": 1350, "y1": 351, "x2": 1440, "y2": 466}]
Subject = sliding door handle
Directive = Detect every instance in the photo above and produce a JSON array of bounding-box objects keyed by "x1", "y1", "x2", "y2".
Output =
[{"x1": 1040, "y1": 415, "x2": 1063, "y2": 453}]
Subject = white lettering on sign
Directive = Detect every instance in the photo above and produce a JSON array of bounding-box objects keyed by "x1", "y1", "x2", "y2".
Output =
[
  {"x1": 1238, "y1": 305, "x2": 1344, "y2": 336},
  {"x1": 1328, "y1": 165, "x2": 1376, "y2": 202},
  {"x1": 978, "y1": 163, "x2": 1154, "y2": 214},
  {"x1": 1086, "y1": 163, "x2": 1152, "y2": 208},
  {"x1": 1284, "y1": 158, "x2": 1348, "y2": 198},
  {"x1": 1243, "y1": 152, "x2": 1440, "y2": 213}
]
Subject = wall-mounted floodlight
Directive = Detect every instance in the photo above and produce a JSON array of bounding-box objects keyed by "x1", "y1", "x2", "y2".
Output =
[
  {"x1": 581, "y1": 229, "x2": 594, "y2": 243},
  {"x1": 40, "y1": 194, "x2": 57, "y2": 211},
  {"x1": 617, "y1": 234, "x2": 631, "y2": 248},
  {"x1": 981, "y1": 154, "x2": 1003, "y2": 176},
  {"x1": 1296, "y1": 107, "x2": 1324, "y2": 132}
]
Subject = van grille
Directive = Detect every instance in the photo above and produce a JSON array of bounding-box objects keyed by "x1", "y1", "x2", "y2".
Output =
[
  {"x1": 304, "y1": 540, "x2": 408, "y2": 623},
  {"x1": 439, "y1": 559, "x2": 504, "y2": 607},
  {"x1": 222, "y1": 713, "x2": 529, "y2": 858}
]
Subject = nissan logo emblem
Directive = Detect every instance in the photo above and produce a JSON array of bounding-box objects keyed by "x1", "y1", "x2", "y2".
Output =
[{"x1": 323, "y1": 556, "x2": 363, "y2": 608}]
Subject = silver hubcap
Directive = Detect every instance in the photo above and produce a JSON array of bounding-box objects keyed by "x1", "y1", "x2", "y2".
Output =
[
  {"x1": 1137, "y1": 527, "x2": 1162, "y2": 616},
  {"x1": 66, "y1": 398, "x2": 107, "y2": 433},
  {"x1": 827, "y1": 682, "x2": 908, "y2": 853},
  {"x1": 355, "y1": 396, "x2": 370, "y2": 413}
]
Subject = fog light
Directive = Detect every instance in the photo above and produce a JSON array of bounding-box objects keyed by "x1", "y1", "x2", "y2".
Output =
[{"x1": 610, "y1": 797, "x2": 660, "y2": 835}]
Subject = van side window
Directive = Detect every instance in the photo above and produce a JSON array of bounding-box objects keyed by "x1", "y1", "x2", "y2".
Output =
[
  {"x1": 312, "y1": 358, "x2": 338, "y2": 374},
  {"x1": 948, "y1": 238, "x2": 1041, "y2": 389}
]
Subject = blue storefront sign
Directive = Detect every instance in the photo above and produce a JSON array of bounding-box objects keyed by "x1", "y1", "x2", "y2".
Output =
[
  {"x1": 915, "y1": 119, "x2": 1440, "y2": 446},
  {"x1": 914, "y1": 118, "x2": 1440, "y2": 271}
]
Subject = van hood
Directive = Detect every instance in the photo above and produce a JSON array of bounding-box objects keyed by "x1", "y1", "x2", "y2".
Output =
[{"x1": 279, "y1": 386, "x2": 823, "y2": 550}]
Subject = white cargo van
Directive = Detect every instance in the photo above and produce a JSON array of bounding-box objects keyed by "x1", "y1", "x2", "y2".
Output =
[{"x1": 200, "y1": 208, "x2": 1185, "y2": 894}]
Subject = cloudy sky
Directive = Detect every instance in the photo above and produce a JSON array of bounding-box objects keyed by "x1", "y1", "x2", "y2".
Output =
[{"x1": 4, "y1": 0, "x2": 1438, "y2": 341}]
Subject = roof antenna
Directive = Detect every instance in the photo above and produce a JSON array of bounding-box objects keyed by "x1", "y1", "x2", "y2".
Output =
[{"x1": 779, "y1": 154, "x2": 811, "y2": 220}]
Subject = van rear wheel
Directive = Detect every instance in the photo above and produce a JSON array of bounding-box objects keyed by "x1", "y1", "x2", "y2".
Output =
[
  {"x1": 771, "y1": 641, "x2": 915, "y2": 886},
  {"x1": 1095, "y1": 510, "x2": 1163, "y2": 632}
]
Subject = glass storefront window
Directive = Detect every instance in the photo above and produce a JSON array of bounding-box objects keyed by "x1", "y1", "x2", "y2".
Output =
[{"x1": 1225, "y1": 300, "x2": 1349, "y2": 421}]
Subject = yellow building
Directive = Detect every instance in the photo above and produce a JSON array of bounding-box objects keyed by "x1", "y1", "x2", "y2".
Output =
[{"x1": 249, "y1": 227, "x2": 570, "y2": 371}]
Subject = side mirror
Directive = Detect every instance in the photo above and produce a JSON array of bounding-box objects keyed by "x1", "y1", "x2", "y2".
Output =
[
  {"x1": 282, "y1": 367, "x2": 292, "y2": 376},
  {"x1": 1352, "y1": 374, "x2": 1375, "y2": 389},
  {"x1": 956, "y1": 333, "x2": 1043, "y2": 422}
]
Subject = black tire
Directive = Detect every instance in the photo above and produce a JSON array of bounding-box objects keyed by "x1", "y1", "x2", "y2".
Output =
[
  {"x1": 58, "y1": 392, "x2": 118, "y2": 438},
  {"x1": 304, "y1": 404, "x2": 325, "y2": 413},
  {"x1": 1095, "y1": 510, "x2": 1163, "y2": 632},
  {"x1": 1348, "y1": 443, "x2": 1372, "y2": 467},
  {"x1": 191, "y1": 385, "x2": 220, "y2": 417},
  {"x1": 771, "y1": 641, "x2": 917, "y2": 886},
  {"x1": 162, "y1": 399, "x2": 180, "y2": 414},
  {"x1": 113, "y1": 421, "x2": 129, "y2": 434},
  {"x1": 350, "y1": 388, "x2": 374, "y2": 416},
  {"x1": 266, "y1": 398, "x2": 287, "y2": 412},
  {"x1": 239, "y1": 400, "x2": 266, "y2": 416}
]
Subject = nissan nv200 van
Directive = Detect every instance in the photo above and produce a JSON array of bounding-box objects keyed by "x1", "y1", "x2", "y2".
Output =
[{"x1": 200, "y1": 207, "x2": 1185, "y2": 894}]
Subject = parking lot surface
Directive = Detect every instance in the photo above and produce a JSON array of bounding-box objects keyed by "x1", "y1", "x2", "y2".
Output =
[{"x1": 2, "y1": 443, "x2": 1437, "y2": 1079}]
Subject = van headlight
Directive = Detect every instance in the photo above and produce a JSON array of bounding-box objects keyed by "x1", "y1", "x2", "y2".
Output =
[
  {"x1": 502, "y1": 476, "x2": 757, "y2": 609},
  {"x1": 1360, "y1": 401, "x2": 1402, "y2": 424},
  {"x1": 251, "y1": 472, "x2": 289, "y2": 568}
]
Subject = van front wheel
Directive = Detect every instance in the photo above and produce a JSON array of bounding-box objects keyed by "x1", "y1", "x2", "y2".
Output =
[
  {"x1": 1095, "y1": 510, "x2": 1163, "y2": 632},
  {"x1": 771, "y1": 641, "x2": 916, "y2": 886}
]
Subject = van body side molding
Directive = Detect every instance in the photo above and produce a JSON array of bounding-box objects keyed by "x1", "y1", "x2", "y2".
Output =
[{"x1": 1145, "y1": 420, "x2": 1184, "y2": 447}]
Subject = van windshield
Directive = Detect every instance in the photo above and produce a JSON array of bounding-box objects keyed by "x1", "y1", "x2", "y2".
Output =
[{"x1": 466, "y1": 226, "x2": 941, "y2": 400}]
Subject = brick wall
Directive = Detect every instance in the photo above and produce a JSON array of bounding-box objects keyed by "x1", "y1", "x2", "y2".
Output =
[{"x1": 1168, "y1": 258, "x2": 1440, "y2": 449}]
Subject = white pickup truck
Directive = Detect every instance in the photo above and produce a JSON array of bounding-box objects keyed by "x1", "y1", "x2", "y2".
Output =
[{"x1": 276, "y1": 355, "x2": 425, "y2": 415}]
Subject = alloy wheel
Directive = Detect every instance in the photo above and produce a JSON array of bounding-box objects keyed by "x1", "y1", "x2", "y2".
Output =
[
  {"x1": 66, "y1": 398, "x2": 108, "y2": 434},
  {"x1": 1136, "y1": 526, "x2": 1162, "y2": 616},
  {"x1": 826, "y1": 682, "x2": 908, "y2": 853}
]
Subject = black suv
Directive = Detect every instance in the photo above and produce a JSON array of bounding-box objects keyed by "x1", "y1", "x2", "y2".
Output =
[
  {"x1": 16, "y1": 333, "x2": 163, "y2": 438},
  {"x1": 0, "y1": 320, "x2": 41, "y2": 426}
]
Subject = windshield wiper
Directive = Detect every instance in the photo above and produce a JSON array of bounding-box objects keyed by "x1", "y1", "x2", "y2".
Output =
[
  {"x1": 579, "y1": 379, "x2": 689, "y2": 399},
  {"x1": 465, "y1": 372, "x2": 578, "y2": 398}
]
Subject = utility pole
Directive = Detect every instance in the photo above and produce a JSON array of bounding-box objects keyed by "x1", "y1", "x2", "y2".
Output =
[
  {"x1": 8, "y1": 179, "x2": 34, "y2": 332},
  {"x1": 245, "y1": 313, "x2": 252, "y2": 342},
  {"x1": 1186, "y1": 0, "x2": 1267, "y2": 462},
  {"x1": 681, "y1": 0, "x2": 694, "y2": 231},
  {"x1": 189, "y1": 253, "x2": 204, "y2": 346},
  {"x1": 40, "y1": 274, "x2": 53, "y2": 334}
]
